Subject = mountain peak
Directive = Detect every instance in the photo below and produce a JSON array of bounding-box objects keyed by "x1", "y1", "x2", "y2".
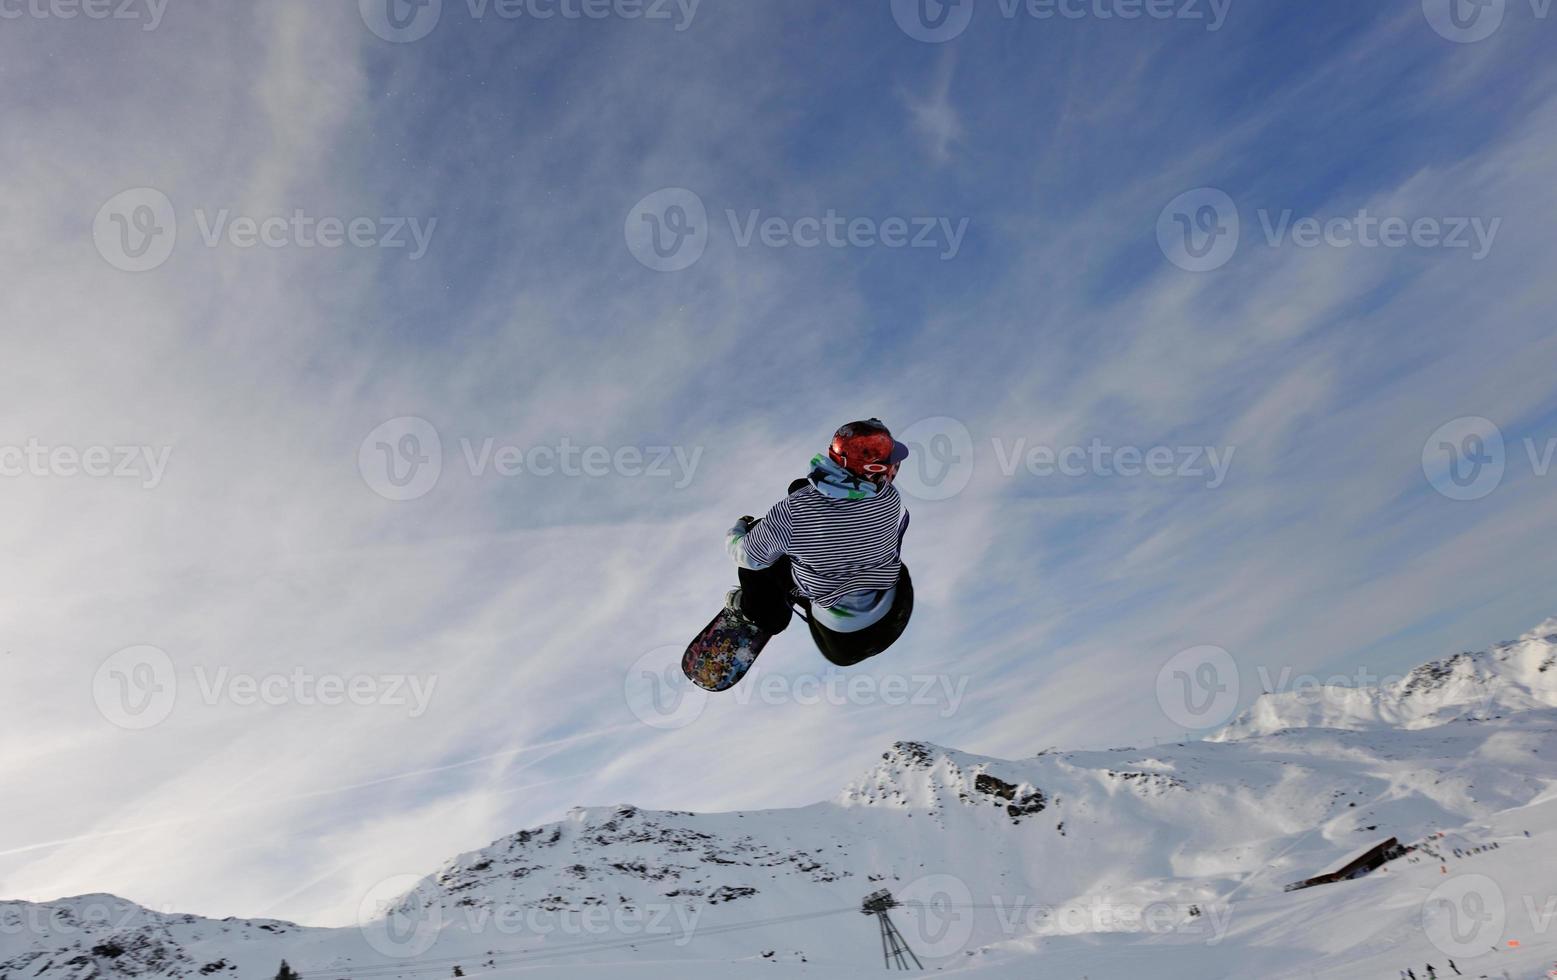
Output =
[
  {"x1": 1212, "y1": 616, "x2": 1557, "y2": 742},
  {"x1": 1492, "y1": 617, "x2": 1557, "y2": 672},
  {"x1": 839, "y1": 741, "x2": 1048, "y2": 823}
]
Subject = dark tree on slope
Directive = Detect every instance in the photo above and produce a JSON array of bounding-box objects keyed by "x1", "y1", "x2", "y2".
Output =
[{"x1": 274, "y1": 960, "x2": 301, "y2": 980}]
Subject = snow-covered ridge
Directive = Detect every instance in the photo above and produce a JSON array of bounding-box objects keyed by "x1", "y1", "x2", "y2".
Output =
[
  {"x1": 1210, "y1": 618, "x2": 1557, "y2": 741},
  {"x1": 838, "y1": 740, "x2": 1049, "y2": 821},
  {"x1": 0, "y1": 894, "x2": 301, "y2": 979},
  {"x1": 6, "y1": 617, "x2": 1557, "y2": 979}
]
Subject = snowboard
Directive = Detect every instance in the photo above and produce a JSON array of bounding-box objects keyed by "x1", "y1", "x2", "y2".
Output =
[{"x1": 681, "y1": 608, "x2": 772, "y2": 692}]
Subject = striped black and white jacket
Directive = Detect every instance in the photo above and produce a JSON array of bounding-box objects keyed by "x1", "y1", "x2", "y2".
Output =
[{"x1": 729, "y1": 460, "x2": 909, "y2": 608}]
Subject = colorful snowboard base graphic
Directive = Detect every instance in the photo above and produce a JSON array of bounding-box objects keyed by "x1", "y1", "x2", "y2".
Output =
[{"x1": 681, "y1": 608, "x2": 772, "y2": 692}]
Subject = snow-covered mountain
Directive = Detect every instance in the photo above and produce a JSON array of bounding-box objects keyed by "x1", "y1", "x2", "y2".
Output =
[
  {"x1": 1212, "y1": 619, "x2": 1557, "y2": 741},
  {"x1": 0, "y1": 897, "x2": 305, "y2": 980},
  {"x1": 7, "y1": 621, "x2": 1557, "y2": 980}
]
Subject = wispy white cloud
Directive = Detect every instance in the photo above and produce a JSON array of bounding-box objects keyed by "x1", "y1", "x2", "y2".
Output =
[{"x1": 901, "y1": 52, "x2": 963, "y2": 166}]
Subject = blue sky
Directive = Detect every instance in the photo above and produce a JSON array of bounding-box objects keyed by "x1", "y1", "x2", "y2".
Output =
[{"x1": 2, "y1": 0, "x2": 1556, "y2": 928}]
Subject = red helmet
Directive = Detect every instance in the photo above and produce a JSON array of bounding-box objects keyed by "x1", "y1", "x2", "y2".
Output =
[{"x1": 828, "y1": 419, "x2": 909, "y2": 486}]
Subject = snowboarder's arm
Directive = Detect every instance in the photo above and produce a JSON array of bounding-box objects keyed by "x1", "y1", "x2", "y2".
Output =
[
  {"x1": 727, "y1": 501, "x2": 791, "y2": 570},
  {"x1": 726, "y1": 516, "x2": 759, "y2": 567}
]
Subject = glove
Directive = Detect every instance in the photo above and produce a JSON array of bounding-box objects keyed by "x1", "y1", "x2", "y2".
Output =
[{"x1": 729, "y1": 515, "x2": 757, "y2": 537}]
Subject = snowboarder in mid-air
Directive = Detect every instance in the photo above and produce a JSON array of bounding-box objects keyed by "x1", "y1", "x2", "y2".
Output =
[{"x1": 682, "y1": 419, "x2": 914, "y2": 691}]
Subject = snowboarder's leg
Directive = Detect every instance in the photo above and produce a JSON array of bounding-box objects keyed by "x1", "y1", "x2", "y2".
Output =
[
  {"x1": 808, "y1": 565, "x2": 914, "y2": 667},
  {"x1": 734, "y1": 557, "x2": 796, "y2": 635}
]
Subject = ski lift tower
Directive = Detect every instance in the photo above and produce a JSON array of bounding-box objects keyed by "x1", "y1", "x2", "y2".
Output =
[{"x1": 860, "y1": 889, "x2": 923, "y2": 970}]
